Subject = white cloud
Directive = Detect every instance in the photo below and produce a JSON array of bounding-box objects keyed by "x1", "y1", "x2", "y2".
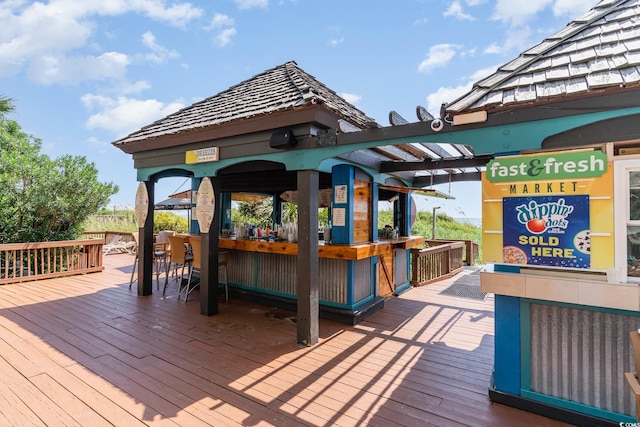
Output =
[
  {"x1": 207, "y1": 13, "x2": 237, "y2": 47},
  {"x1": 141, "y1": 31, "x2": 179, "y2": 64},
  {"x1": 234, "y1": 0, "x2": 269, "y2": 10},
  {"x1": 340, "y1": 93, "x2": 361, "y2": 105},
  {"x1": 492, "y1": 0, "x2": 553, "y2": 26},
  {"x1": 28, "y1": 51, "x2": 129, "y2": 85},
  {"x1": 444, "y1": 1, "x2": 476, "y2": 21},
  {"x1": 82, "y1": 93, "x2": 185, "y2": 137},
  {"x1": 328, "y1": 37, "x2": 344, "y2": 47},
  {"x1": 210, "y1": 13, "x2": 235, "y2": 28},
  {"x1": 214, "y1": 28, "x2": 237, "y2": 47},
  {"x1": 0, "y1": 1, "x2": 201, "y2": 82},
  {"x1": 86, "y1": 136, "x2": 112, "y2": 153},
  {"x1": 417, "y1": 44, "x2": 460, "y2": 73},
  {"x1": 552, "y1": 0, "x2": 599, "y2": 18},
  {"x1": 426, "y1": 64, "x2": 498, "y2": 112},
  {"x1": 483, "y1": 26, "x2": 532, "y2": 55}
]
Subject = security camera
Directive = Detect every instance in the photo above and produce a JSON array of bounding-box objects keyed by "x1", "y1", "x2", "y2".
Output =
[{"x1": 430, "y1": 119, "x2": 444, "y2": 132}]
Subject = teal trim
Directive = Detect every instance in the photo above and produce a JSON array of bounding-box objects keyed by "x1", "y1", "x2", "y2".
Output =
[
  {"x1": 395, "y1": 281, "x2": 411, "y2": 293},
  {"x1": 520, "y1": 300, "x2": 532, "y2": 391},
  {"x1": 371, "y1": 183, "x2": 379, "y2": 242},
  {"x1": 191, "y1": 177, "x2": 202, "y2": 234},
  {"x1": 494, "y1": 295, "x2": 521, "y2": 395},
  {"x1": 353, "y1": 294, "x2": 374, "y2": 308},
  {"x1": 332, "y1": 107, "x2": 640, "y2": 156},
  {"x1": 494, "y1": 264, "x2": 520, "y2": 273},
  {"x1": 136, "y1": 108, "x2": 640, "y2": 183},
  {"x1": 521, "y1": 390, "x2": 636, "y2": 424},
  {"x1": 221, "y1": 193, "x2": 232, "y2": 229}
]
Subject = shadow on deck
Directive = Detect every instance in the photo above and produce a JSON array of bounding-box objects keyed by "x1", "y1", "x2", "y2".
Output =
[{"x1": 0, "y1": 256, "x2": 573, "y2": 426}]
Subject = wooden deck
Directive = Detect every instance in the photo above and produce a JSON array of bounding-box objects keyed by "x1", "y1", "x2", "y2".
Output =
[{"x1": 0, "y1": 253, "x2": 573, "y2": 426}]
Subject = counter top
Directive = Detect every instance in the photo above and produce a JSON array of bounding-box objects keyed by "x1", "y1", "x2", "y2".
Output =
[{"x1": 217, "y1": 236, "x2": 425, "y2": 260}]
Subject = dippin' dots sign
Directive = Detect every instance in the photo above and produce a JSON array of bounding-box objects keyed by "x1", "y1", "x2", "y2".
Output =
[{"x1": 486, "y1": 150, "x2": 607, "y2": 183}]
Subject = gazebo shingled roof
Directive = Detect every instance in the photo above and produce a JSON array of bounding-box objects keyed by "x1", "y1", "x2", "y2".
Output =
[
  {"x1": 446, "y1": 0, "x2": 640, "y2": 115},
  {"x1": 113, "y1": 61, "x2": 374, "y2": 148}
]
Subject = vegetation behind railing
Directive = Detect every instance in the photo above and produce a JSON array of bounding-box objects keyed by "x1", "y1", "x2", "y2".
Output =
[
  {"x1": 410, "y1": 241, "x2": 465, "y2": 286},
  {"x1": 0, "y1": 239, "x2": 104, "y2": 285}
]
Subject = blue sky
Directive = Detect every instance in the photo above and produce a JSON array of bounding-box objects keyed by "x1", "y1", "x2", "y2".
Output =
[{"x1": 1, "y1": 0, "x2": 600, "y2": 219}]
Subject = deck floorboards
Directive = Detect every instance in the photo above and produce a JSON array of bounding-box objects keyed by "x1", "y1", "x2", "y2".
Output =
[{"x1": 0, "y1": 253, "x2": 573, "y2": 426}]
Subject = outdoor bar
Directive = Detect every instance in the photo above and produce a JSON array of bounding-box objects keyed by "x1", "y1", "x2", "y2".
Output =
[{"x1": 113, "y1": 61, "x2": 428, "y2": 345}]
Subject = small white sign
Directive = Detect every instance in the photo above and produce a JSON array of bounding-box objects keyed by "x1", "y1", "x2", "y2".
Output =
[
  {"x1": 334, "y1": 185, "x2": 347, "y2": 204},
  {"x1": 333, "y1": 207, "x2": 346, "y2": 227}
]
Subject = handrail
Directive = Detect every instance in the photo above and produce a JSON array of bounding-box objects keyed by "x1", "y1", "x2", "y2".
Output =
[
  {"x1": 410, "y1": 241, "x2": 465, "y2": 286},
  {"x1": 83, "y1": 231, "x2": 136, "y2": 244},
  {"x1": 425, "y1": 239, "x2": 479, "y2": 266},
  {"x1": 0, "y1": 239, "x2": 104, "y2": 285}
]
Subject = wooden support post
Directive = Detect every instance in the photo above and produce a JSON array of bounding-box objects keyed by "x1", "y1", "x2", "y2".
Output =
[
  {"x1": 200, "y1": 176, "x2": 221, "y2": 316},
  {"x1": 296, "y1": 169, "x2": 319, "y2": 346},
  {"x1": 138, "y1": 180, "x2": 154, "y2": 296}
]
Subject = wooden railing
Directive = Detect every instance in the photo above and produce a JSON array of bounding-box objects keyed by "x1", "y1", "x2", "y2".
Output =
[
  {"x1": 83, "y1": 231, "x2": 136, "y2": 244},
  {"x1": 0, "y1": 239, "x2": 104, "y2": 285},
  {"x1": 425, "y1": 239, "x2": 479, "y2": 266},
  {"x1": 410, "y1": 241, "x2": 465, "y2": 286}
]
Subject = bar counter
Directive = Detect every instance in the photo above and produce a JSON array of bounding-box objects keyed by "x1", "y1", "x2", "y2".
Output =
[
  {"x1": 211, "y1": 235, "x2": 425, "y2": 324},
  {"x1": 218, "y1": 235, "x2": 425, "y2": 260}
]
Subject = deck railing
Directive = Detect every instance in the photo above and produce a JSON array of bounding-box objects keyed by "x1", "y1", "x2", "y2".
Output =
[
  {"x1": 425, "y1": 239, "x2": 479, "y2": 266},
  {"x1": 410, "y1": 241, "x2": 465, "y2": 286},
  {"x1": 83, "y1": 231, "x2": 136, "y2": 244},
  {"x1": 0, "y1": 239, "x2": 104, "y2": 285}
]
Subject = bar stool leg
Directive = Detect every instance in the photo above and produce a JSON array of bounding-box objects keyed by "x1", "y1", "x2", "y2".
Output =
[{"x1": 129, "y1": 252, "x2": 138, "y2": 289}]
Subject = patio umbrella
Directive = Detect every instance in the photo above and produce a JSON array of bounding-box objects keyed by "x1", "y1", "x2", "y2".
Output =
[{"x1": 154, "y1": 197, "x2": 192, "y2": 210}]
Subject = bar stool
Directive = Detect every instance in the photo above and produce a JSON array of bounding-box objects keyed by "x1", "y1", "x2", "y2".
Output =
[
  {"x1": 184, "y1": 238, "x2": 229, "y2": 302},
  {"x1": 218, "y1": 251, "x2": 229, "y2": 301},
  {"x1": 164, "y1": 235, "x2": 193, "y2": 296},
  {"x1": 154, "y1": 230, "x2": 174, "y2": 289}
]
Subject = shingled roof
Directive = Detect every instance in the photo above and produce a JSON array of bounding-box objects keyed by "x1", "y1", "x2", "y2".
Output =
[
  {"x1": 113, "y1": 61, "x2": 373, "y2": 147},
  {"x1": 446, "y1": 0, "x2": 640, "y2": 114}
]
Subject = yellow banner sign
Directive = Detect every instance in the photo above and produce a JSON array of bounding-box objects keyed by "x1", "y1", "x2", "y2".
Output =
[{"x1": 186, "y1": 147, "x2": 219, "y2": 164}]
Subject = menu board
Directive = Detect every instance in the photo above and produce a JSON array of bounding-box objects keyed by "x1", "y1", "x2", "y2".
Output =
[
  {"x1": 196, "y1": 177, "x2": 215, "y2": 233},
  {"x1": 502, "y1": 195, "x2": 590, "y2": 268},
  {"x1": 134, "y1": 182, "x2": 149, "y2": 228}
]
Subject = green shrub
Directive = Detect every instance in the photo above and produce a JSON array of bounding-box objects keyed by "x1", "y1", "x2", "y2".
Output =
[{"x1": 153, "y1": 212, "x2": 188, "y2": 233}]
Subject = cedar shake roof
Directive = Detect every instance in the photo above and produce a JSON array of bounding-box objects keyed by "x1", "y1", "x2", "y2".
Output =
[
  {"x1": 113, "y1": 61, "x2": 373, "y2": 147},
  {"x1": 446, "y1": 0, "x2": 640, "y2": 114}
]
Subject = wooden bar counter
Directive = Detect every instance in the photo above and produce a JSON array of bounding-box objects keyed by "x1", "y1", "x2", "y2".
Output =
[
  {"x1": 213, "y1": 235, "x2": 424, "y2": 324},
  {"x1": 218, "y1": 235, "x2": 424, "y2": 259}
]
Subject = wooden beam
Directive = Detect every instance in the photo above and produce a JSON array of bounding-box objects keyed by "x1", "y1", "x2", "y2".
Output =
[
  {"x1": 380, "y1": 155, "x2": 493, "y2": 172},
  {"x1": 412, "y1": 171, "x2": 482, "y2": 186}
]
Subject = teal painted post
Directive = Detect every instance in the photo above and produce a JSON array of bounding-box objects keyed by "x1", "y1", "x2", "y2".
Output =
[
  {"x1": 221, "y1": 192, "x2": 232, "y2": 230},
  {"x1": 494, "y1": 294, "x2": 521, "y2": 395},
  {"x1": 191, "y1": 178, "x2": 201, "y2": 234},
  {"x1": 371, "y1": 183, "x2": 379, "y2": 242},
  {"x1": 331, "y1": 165, "x2": 354, "y2": 245}
]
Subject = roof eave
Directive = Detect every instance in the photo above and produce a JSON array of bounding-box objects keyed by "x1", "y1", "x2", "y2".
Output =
[{"x1": 113, "y1": 104, "x2": 346, "y2": 154}]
